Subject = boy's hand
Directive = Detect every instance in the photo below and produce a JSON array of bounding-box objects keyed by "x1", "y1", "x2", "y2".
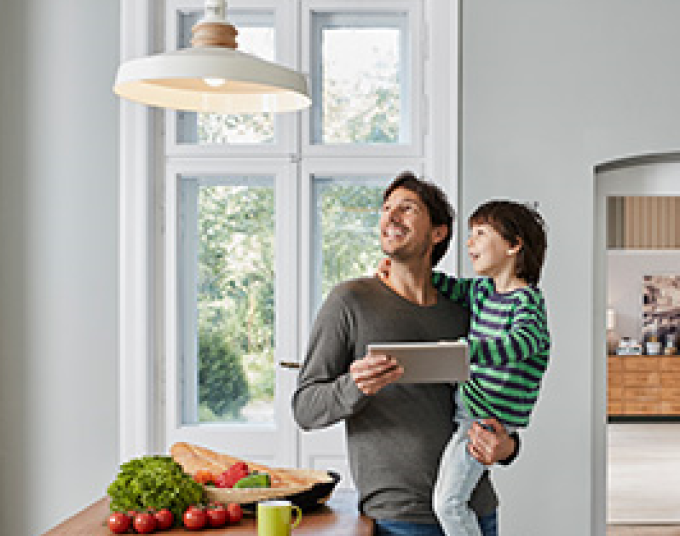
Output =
[{"x1": 376, "y1": 258, "x2": 392, "y2": 281}]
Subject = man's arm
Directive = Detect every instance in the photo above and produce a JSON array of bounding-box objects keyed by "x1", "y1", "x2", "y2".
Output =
[
  {"x1": 294, "y1": 286, "x2": 407, "y2": 430},
  {"x1": 292, "y1": 290, "x2": 367, "y2": 430},
  {"x1": 293, "y1": 286, "x2": 406, "y2": 430}
]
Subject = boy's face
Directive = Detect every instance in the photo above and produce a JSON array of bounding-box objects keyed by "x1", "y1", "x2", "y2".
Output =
[
  {"x1": 379, "y1": 187, "x2": 446, "y2": 264},
  {"x1": 466, "y1": 223, "x2": 517, "y2": 278}
]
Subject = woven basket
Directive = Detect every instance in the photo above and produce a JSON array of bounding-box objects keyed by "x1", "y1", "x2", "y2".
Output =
[
  {"x1": 205, "y1": 469, "x2": 338, "y2": 508},
  {"x1": 206, "y1": 485, "x2": 310, "y2": 504}
]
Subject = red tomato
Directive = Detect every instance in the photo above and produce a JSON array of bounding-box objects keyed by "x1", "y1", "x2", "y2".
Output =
[
  {"x1": 214, "y1": 463, "x2": 249, "y2": 488},
  {"x1": 107, "y1": 512, "x2": 131, "y2": 534},
  {"x1": 227, "y1": 503, "x2": 243, "y2": 524},
  {"x1": 206, "y1": 505, "x2": 229, "y2": 528},
  {"x1": 133, "y1": 512, "x2": 157, "y2": 534},
  {"x1": 154, "y1": 508, "x2": 174, "y2": 530},
  {"x1": 183, "y1": 507, "x2": 207, "y2": 530},
  {"x1": 213, "y1": 474, "x2": 227, "y2": 488}
]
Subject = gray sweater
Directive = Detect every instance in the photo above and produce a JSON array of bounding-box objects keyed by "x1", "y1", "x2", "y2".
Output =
[{"x1": 292, "y1": 277, "x2": 498, "y2": 523}]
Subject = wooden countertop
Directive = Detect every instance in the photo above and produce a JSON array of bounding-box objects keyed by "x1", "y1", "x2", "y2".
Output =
[{"x1": 45, "y1": 489, "x2": 373, "y2": 536}]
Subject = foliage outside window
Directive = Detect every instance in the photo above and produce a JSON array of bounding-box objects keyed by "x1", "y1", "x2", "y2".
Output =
[
  {"x1": 185, "y1": 180, "x2": 275, "y2": 423},
  {"x1": 314, "y1": 178, "x2": 388, "y2": 307}
]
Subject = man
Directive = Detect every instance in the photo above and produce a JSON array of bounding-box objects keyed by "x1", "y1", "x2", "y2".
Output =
[{"x1": 292, "y1": 172, "x2": 517, "y2": 536}]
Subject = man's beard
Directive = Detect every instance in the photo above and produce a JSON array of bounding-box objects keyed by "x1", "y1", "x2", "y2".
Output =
[{"x1": 381, "y1": 235, "x2": 432, "y2": 264}]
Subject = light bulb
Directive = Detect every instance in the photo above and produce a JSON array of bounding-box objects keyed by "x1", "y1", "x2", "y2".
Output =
[{"x1": 203, "y1": 77, "x2": 227, "y2": 88}]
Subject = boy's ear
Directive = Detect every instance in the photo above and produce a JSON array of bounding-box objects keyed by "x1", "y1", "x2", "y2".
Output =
[{"x1": 507, "y1": 239, "x2": 523, "y2": 256}]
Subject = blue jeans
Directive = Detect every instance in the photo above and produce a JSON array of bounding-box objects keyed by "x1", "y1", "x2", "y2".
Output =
[
  {"x1": 433, "y1": 391, "x2": 514, "y2": 536},
  {"x1": 374, "y1": 511, "x2": 498, "y2": 536},
  {"x1": 433, "y1": 418, "x2": 487, "y2": 536}
]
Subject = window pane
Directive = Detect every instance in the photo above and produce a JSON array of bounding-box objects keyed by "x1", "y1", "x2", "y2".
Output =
[
  {"x1": 180, "y1": 176, "x2": 275, "y2": 424},
  {"x1": 176, "y1": 11, "x2": 276, "y2": 145},
  {"x1": 312, "y1": 12, "x2": 409, "y2": 145},
  {"x1": 312, "y1": 176, "x2": 390, "y2": 313}
]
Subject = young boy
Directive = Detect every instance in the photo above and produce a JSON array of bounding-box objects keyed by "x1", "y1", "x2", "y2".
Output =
[{"x1": 431, "y1": 200, "x2": 550, "y2": 536}]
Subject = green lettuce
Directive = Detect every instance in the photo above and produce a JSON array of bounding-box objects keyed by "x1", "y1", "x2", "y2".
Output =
[{"x1": 107, "y1": 455, "x2": 205, "y2": 523}]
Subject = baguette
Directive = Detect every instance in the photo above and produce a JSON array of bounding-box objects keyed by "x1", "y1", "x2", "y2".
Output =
[{"x1": 170, "y1": 442, "x2": 331, "y2": 489}]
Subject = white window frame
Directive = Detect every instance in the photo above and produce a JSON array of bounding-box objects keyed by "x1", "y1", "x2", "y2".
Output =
[
  {"x1": 301, "y1": 0, "x2": 423, "y2": 158},
  {"x1": 119, "y1": 0, "x2": 156, "y2": 461},
  {"x1": 163, "y1": 158, "x2": 299, "y2": 459},
  {"x1": 118, "y1": 0, "x2": 459, "y2": 461}
]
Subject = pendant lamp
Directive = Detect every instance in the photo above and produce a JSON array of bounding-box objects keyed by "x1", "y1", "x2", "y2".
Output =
[{"x1": 113, "y1": 0, "x2": 311, "y2": 113}]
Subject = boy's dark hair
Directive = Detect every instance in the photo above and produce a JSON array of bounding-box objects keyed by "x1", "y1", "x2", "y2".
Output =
[
  {"x1": 383, "y1": 171, "x2": 454, "y2": 267},
  {"x1": 469, "y1": 200, "x2": 547, "y2": 285}
]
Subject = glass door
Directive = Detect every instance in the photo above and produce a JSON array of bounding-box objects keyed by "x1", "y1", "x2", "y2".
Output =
[{"x1": 164, "y1": 161, "x2": 299, "y2": 468}]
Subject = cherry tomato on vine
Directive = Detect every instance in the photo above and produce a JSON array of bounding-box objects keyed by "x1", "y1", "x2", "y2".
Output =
[
  {"x1": 206, "y1": 504, "x2": 229, "y2": 528},
  {"x1": 154, "y1": 508, "x2": 174, "y2": 530},
  {"x1": 107, "y1": 512, "x2": 130, "y2": 534},
  {"x1": 133, "y1": 512, "x2": 157, "y2": 534},
  {"x1": 227, "y1": 503, "x2": 244, "y2": 524},
  {"x1": 183, "y1": 506, "x2": 207, "y2": 530}
]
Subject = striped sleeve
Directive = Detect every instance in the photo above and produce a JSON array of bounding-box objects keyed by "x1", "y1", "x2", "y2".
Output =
[
  {"x1": 469, "y1": 292, "x2": 550, "y2": 367},
  {"x1": 432, "y1": 271, "x2": 475, "y2": 308}
]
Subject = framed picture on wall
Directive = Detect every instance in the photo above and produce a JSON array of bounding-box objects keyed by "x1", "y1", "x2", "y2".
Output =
[{"x1": 642, "y1": 275, "x2": 680, "y2": 347}]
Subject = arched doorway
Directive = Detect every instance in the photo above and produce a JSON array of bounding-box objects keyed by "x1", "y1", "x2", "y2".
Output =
[{"x1": 594, "y1": 154, "x2": 680, "y2": 531}]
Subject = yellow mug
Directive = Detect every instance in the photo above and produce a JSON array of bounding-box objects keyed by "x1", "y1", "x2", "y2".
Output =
[{"x1": 257, "y1": 500, "x2": 302, "y2": 536}]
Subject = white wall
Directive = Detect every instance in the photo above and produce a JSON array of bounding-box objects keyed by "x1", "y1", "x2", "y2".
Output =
[
  {"x1": 0, "y1": 2, "x2": 120, "y2": 534},
  {"x1": 460, "y1": 1, "x2": 680, "y2": 535}
]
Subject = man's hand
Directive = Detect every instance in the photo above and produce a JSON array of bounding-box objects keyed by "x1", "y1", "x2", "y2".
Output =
[
  {"x1": 467, "y1": 418, "x2": 516, "y2": 466},
  {"x1": 350, "y1": 353, "x2": 403, "y2": 395}
]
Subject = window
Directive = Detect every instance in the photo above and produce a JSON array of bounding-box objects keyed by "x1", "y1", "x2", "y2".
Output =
[
  {"x1": 311, "y1": 175, "x2": 389, "y2": 313},
  {"x1": 118, "y1": 0, "x2": 458, "y2": 468},
  {"x1": 179, "y1": 175, "x2": 276, "y2": 425},
  {"x1": 301, "y1": 1, "x2": 423, "y2": 157},
  {"x1": 310, "y1": 12, "x2": 410, "y2": 145}
]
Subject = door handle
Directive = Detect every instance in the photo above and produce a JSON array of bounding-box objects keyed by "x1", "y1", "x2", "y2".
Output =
[{"x1": 279, "y1": 361, "x2": 301, "y2": 369}]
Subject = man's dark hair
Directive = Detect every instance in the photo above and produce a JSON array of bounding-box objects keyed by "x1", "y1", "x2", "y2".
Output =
[
  {"x1": 383, "y1": 171, "x2": 454, "y2": 267},
  {"x1": 469, "y1": 200, "x2": 547, "y2": 285}
]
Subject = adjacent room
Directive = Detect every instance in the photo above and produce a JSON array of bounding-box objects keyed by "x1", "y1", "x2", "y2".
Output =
[{"x1": 606, "y1": 194, "x2": 680, "y2": 528}]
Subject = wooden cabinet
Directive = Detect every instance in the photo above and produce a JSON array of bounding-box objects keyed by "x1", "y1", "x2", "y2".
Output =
[{"x1": 608, "y1": 356, "x2": 680, "y2": 416}]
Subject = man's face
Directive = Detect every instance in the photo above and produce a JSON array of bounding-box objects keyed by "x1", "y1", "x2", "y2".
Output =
[{"x1": 379, "y1": 187, "x2": 446, "y2": 264}]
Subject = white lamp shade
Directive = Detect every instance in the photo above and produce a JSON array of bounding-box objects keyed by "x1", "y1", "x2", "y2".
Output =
[{"x1": 113, "y1": 47, "x2": 311, "y2": 113}]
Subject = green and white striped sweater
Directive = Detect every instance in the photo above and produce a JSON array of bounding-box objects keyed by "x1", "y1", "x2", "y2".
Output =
[{"x1": 433, "y1": 272, "x2": 550, "y2": 428}]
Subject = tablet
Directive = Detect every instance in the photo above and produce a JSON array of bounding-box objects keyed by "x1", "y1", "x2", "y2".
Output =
[{"x1": 367, "y1": 340, "x2": 469, "y2": 384}]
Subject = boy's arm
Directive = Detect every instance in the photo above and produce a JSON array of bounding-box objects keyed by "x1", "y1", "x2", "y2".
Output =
[
  {"x1": 470, "y1": 299, "x2": 550, "y2": 366},
  {"x1": 431, "y1": 271, "x2": 476, "y2": 307}
]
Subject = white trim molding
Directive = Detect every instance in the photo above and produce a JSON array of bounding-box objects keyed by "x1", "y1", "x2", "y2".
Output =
[{"x1": 119, "y1": 0, "x2": 157, "y2": 462}]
